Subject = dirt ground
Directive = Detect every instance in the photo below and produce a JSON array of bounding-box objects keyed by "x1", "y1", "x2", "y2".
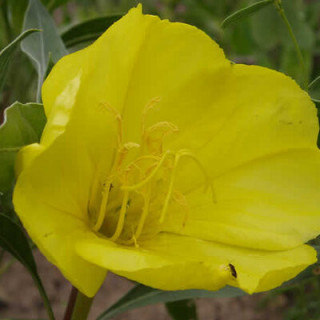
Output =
[{"x1": 0, "y1": 250, "x2": 288, "y2": 320}]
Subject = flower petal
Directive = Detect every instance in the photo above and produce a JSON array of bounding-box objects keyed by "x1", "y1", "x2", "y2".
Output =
[
  {"x1": 75, "y1": 235, "x2": 231, "y2": 292},
  {"x1": 13, "y1": 132, "x2": 107, "y2": 296},
  {"x1": 194, "y1": 64, "x2": 319, "y2": 178},
  {"x1": 13, "y1": 178, "x2": 106, "y2": 297},
  {"x1": 76, "y1": 233, "x2": 316, "y2": 293},
  {"x1": 165, "y1": 149, "x2": 320, "y2": 250},
  {"x1": 42, "y1": 5, "x2": 230, "y2": 150},
  {"x1": 41, "y1": 49, "x2": 85, "y2": 147}
]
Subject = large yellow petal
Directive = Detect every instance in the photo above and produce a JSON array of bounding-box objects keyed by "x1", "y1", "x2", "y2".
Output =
[
  {"x1": 194, "y1": 64, "x2": 319, "y2": 177},
  {"x1": 76, "y1": 232, "x2": 316, "y2": 294},
  {"x1": 42, "y1": 5, "x2": 231, "y2": 150},
  {"x1": 13, "y1": 177, "x2": 106, "y2": 297},
  {"x1": 40, "y1": 8, "x2": 318, "y2": 178},
  {"x1": 13, "y1": 131, "x2": 107, "y2": 297},
  {"x1": 76, "y1": 235, "x2": 231, "y2": 292},
  {"x1": 165, "y1": 149, "x2": 320, "y2": 250}
]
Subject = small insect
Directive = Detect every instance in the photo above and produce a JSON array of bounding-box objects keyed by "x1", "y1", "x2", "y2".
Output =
[{"x1": 229, "y1": 263, "x2": 237, "y2": 278}]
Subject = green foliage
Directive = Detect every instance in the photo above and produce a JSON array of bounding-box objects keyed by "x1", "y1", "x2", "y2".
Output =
[
  {"x1": 21, "y1": 0, "x2": 67, "y2": 101},
  {"x1": 0, "y1": 213, "x2": 54, "y2": 320},
  {"x1": 61, "y1": 15, "x2": 122, "y2": 48},
  {"x1": 0, "y1": 29, "x2": 39, "y2": 93},
  {"x1": 97, "y1": 285, "x2": 244, "y2": 320},
  {"x1": 0, "y1": 102, "x2": 46, "y2": 192},
  {"x1": 166, "y1": 300, "x2": 198, "y2": 320},
  {"x1": 221, "y1": 0, "x2": 273, "y2": 28}
]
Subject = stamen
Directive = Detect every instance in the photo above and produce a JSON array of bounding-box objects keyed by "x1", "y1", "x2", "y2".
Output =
[
  {"x1": 110, "y1": 191, "x2": 129, "y2": 242},
  {"x1": 159, "y1": 149, "x2": 215, "y2": 223},
  {"x1": 99, "y1": 102, "x2": 123, "y2": 146},
  {"x1": 159, "y1": 153, "x2": 179, "y2": 223},
  {"x1": 175, "y1": 149, "x2": 216, "y2": 203},
  {"x1": 125, "y1": 154, "x2": 160, "y2": 175},
  {"x1": 141, "y1": 96, "x2": 161, "y2": 134},
  {"x1": 143, "y1": 121, "x2": 178, "y2": 154},
  {"x1": 173, "y1": 191, "x2": 189, "y2": 227},
  {"x1": 93, "y1": 180, "x2": 112, "y2": 231},
  {"x1": 121, "y1": 150, "x2": 173, "y2": 191},
  {"x1": 133, "y1": 189, "x2": 151, "y2": 240}
]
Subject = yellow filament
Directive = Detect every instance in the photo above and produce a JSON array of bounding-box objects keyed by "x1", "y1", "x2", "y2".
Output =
[
  {"x1": 133, "y1": 189, "x2": 151, "y2": 240},
  {"x1": 93, "y1": 180, "x2": 112, "y2": 231},
  {"x1": 99, "y1": 101, "x2": 123, "y2": 145},
  {"x1": 121, "y1": 150, "x2": 173, "y2": 191},
  {"x1": 176, "y1": 149, "x2": 216, "y2": 202},
  {"x1": 159, "y1": 153, "x2": 179, "y2": 223},
  {"x1": 173, "y1": 191, "x2": 189, "y2": 227},
  {"x1": 125, "y1": 154, "x2": 161, "y2": 175},
  {"x1": 110, "y1": 191, "x2": 129, "y2": 242},
  {"x1": 159, "y1": 149, "x2": 214, "y2": 223}
]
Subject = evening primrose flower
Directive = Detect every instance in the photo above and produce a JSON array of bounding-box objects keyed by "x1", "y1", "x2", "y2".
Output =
[{"x1": 13, "y1": 5, "x2": 320, "y2": 297}]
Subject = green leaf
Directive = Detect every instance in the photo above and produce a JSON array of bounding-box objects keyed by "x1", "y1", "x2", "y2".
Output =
[
  {"x1": 221, "y1": 0, "x2": 273, "y2": 28},
  {"x1": 43, "y1": 0, "x2": 71, "y2": 11},
  {"x1": 250, "y1": 0, "x2": 315, "y2": 51},
  {"x1": 61, "y1": 15, "x2": 122, "y2": 48},
  {"x1": 97, "y1": 285, "x2": 244, "y2": 320},
  {"x1": 98, "y1": 245, "x2": 320, "y2": 320},
  {"x1": 0, "y1": 102, "x2": 46, "y2": 192},
  {"x1": 0, "y1": 213, "x2": 55, "y2": 320},
  {"x1": 166, "y1": 300, "x2": 197, "y2": 320},
  {"x1": 0, "y1": 29, "x2": 39, "y2": 93},
  {"x1": 4, "y1": 0, "x2": 29, "y2": 37},
  {"x1": 309, "y1": 75, "x2": 320, "y2": 91},
  {"x1": 21, "y1": 0, "x2": 68, "y2": 101}
]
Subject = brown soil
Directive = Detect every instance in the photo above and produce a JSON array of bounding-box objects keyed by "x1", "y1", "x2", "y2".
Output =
[{"x1": 0, "y1": 250, "x2": 287, "y2": 320}]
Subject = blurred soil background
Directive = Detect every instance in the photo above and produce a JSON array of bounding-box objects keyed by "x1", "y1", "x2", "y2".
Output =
[{"x1": 0, "y1": 250, "x2": 287, "y2": 320}]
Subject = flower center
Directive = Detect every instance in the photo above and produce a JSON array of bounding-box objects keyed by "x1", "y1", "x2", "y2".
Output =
[{"x1": 87, "y1": 98, "x2": 212, "y2": 247}]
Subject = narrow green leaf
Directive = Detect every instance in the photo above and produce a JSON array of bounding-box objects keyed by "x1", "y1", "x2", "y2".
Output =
[
  {"x1": 61, "y1": 15, "x2": 122, "y2": 48},
  {"x1": 221, "y1": 0, "x2": 273, "y2": 28},
  {"x1": 0, "y1": 102, "x2": 46, "y2": 192},
  {"x1": 166, "y1": 299, "x2": 198, "y2": 320},
  {"x1": 312, "y1": 98, "x2": 320, "y2": 104},
  {"x1": 98, "y1": 246, "x2": 320, "y2": 320},
  {"x1": 21, "y1": 0, "x2": 68, "y2": 101},
  {"x1": 0, "y1": 213, "x2": 55, "y2": 320},
  {"x1": 309, "y1": 75, "x2": 320, "y2": 91},
  {"x1": 97, "y1": 285, "x2": 244, "y2": 320},
  {"x1": 0, "y1": 29, "x2": 39, "y2": 93}
]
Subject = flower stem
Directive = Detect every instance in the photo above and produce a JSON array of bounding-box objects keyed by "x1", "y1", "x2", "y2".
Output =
[
  {"x1": 64, "y1": 287, "x2": 94, "y2": 320},
  {"x1": 273, "y1": 0, "x2": 308, "y2": 90}
]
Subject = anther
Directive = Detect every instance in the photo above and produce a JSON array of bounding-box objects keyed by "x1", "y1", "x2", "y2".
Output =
[
  {"x1": 99, "y1": 101, "x2": 123, "y2": 146},
  {"x1": 141, "y1": 96, "x2": 162, "y2": 134},
  {"x1": 143, "y1": 121, "x2": 179, "y2": 154}
]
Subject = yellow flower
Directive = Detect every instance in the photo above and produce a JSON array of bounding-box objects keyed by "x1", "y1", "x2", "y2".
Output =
[{"x1": 13, "y1": 5, "x2": 320, "y2": 297}]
